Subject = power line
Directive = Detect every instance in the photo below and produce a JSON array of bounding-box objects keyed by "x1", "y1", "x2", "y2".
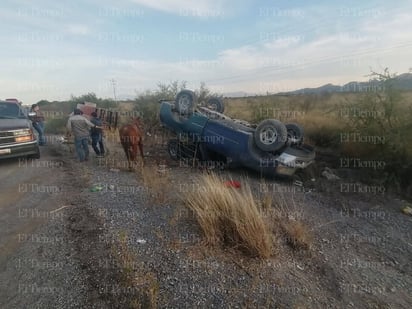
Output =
[{"x1": 203, "y1": 41, "x2": 412, "y2": 84}]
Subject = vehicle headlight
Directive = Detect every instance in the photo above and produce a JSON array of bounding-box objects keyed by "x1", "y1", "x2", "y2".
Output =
[
  {"x1": 277, "y1": 153, "x2": 297, "y2": 167},
  {"x1": 15, "y1": 135, "x2": 33, "y2": 142},
  {"x1": 14, "y1": 128, "x2": 34, "y2": 142},
  {"x1": 13, "y1": 129, "x2": 31, "y2": 136}
]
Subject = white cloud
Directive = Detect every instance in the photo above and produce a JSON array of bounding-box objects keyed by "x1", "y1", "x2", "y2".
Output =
[
  {"x1": 128, "y1": 0, "x2": 229, "y2": 17},
  {"x1": 1, "y1": 1, "x2": 412, "y2": 103},
  {"x1": 200, "y1": 9, "x2": 412, "y2": 93}
]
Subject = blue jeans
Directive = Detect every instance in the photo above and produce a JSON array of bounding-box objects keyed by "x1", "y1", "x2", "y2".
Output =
[
  {"x1": 32, "y1": 122, "x2": 46, "y2": 145},
  {"x1": 91, "y1": 134, "x2": 105, "y2": 155},
  {"x1": 74, "y1": 136, "x2": 89, "y2": 162}
]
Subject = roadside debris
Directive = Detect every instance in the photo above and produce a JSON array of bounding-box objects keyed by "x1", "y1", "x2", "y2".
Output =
[
  {"x1": 224, "y1": 180, "x2": 241, "y2": 188},
  {"x1": 321, "y1": 167, "x2": 340, "y2": 180},
  {"x1": 158, "y1": 164, "x2": 167, "y2": 174},
  {"x1": 401, "y1": 206, "x2": 412, "y2": 216},
  {"x1": 90, "y1": 184, "x2": 104, "y2": 192}
]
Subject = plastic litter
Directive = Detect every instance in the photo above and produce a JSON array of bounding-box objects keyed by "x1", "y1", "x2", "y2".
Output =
[
  {"x1": 90, "y1": 184, "x2": 104, "y2": 192},
  {"x1": 401, "y1": 206, "x2": 412, "y2": 216},
  {"x1": 224, "y1": 180, "x2": 241, "y2": 188}
]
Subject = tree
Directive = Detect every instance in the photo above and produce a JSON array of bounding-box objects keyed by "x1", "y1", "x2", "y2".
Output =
[
  {"x1": 69, "y1": 92, "x2": 117, "y2": 108},
  {"x1": 195, "y1": 82, "x2": 211, "y2": 104},
  {"x1": 344, "y1": 68, "x2": 412, "y2": 195},
  {"x1": 133, "y1": 81, "x2": 217, "y2": 132}
]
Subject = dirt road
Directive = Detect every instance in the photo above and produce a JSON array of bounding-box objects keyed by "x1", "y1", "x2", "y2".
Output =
[
  {"x1": 0, "y1": 145, "x2": 85, "y2": 308},
  {"x1": 0, "y1": 143, "x2": 146, "y2": 309},
  {"x1": 0, "y1": 150, "x2": 64, "y2": 264}
]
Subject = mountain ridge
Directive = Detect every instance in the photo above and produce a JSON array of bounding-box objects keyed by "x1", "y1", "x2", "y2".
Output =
[
  {"x1": 276, "y1": 72, "x2": 412, "y2": 95},
  {"x1": 223, "y1": 72, "x2": 412, "y2": 97}
]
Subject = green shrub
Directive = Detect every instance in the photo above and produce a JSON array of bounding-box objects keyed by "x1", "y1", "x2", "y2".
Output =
[
  {"x1": 134, "y1": 81, "x2": 219, "y2": 132},
  {"x1": 45, "y1": 118, "x2": 68, "y2": 134},
  {"x1": 341, "y1": 69, "x2": 412, "y2": 196}
]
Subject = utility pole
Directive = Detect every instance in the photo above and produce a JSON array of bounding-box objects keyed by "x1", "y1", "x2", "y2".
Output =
[{"x1": 110, "y1": 78, "x2": 118, "y2": 106}]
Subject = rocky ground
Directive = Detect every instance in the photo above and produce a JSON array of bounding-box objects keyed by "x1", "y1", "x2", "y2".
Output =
[{"x1": 1, "y1": 137, "x2": 411, "y2": 308}]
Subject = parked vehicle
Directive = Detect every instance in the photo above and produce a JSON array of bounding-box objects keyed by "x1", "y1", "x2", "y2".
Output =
[
  {"x1": 0, "y1": 100, "x2": 40, "y2": 159},
  {"x1": 159, "y1": 90, "x2": 315, "y2": 177}
]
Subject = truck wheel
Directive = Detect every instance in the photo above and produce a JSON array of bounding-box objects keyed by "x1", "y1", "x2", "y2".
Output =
[
  {"x1": 285, "y1": 123, "x2": 304, "y2": 144},
  {"x1": 175, "y1": 90, "x2": 195, "y2": 115},
  {"x1": 167, "y1": 139, "x2": 179, "y2": 160},
  {"x1": 254, "y1": 119, "x2": 287, "y2": 152},
  {"x1": 207, "y1": 97, "x2": 224, "y2": 113}
]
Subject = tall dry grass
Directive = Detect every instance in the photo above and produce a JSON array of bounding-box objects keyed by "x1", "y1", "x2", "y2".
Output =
[
  {"x1": 259, "y1": 181, "x2": 313, "y2": 250},
  {"x1": 185, "y1": 173, "x2": 273, "y2": 258},
  {"x1": 185, "y1": 174, "x2": 313, "y2": 258}
]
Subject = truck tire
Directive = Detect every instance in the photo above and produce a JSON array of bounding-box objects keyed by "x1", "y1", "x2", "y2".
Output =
[
  {"x1": 285, "y1": 123, "x2": 304, "y2": 144},
  {"x1": 254, "y1": 119, "x2": 287, "y2": 152},
  {"x1": 207, "y1": 97, "x2": 224, "y2": 113},
  {"x1": 175, "y1": 90, "x2": 195, "y2": 115}
]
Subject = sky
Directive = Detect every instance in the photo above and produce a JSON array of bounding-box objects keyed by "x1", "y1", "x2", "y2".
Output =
[{"x1": 1, "y1": 0, "x2": 412, "y2": 103}]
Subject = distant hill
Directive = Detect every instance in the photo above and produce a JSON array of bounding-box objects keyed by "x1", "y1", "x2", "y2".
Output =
[
  {"x1": 277, "y1": 72, "x2": 412, "y2": 95},
  {"x1": 222, "y1": 91, "x2": 252, "y2": 98}
]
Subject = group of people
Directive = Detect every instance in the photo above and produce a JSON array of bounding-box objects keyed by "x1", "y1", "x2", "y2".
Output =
[
  {"x1": 29, "y1": 104, "x2": 105, "y2": 162},
  {"x1": 66, "y1": 109, "x2": 105, "y2": 162}
]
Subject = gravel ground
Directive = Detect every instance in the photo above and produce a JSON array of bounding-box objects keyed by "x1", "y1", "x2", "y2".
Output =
[
  {"x1": 70, "y1": 139, "x2": 412, "y2": 308},
  {"x1": 2, "y1": 140, "x2": 411, "y2": 308},
  {"x1": 1, "y1": 209, "x2": 87, "y2": 309},
  {"x1": 0, "y1": 146, "x2": 87, "y2": 309}
]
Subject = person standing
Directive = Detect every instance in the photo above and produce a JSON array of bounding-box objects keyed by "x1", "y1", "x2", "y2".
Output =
[
  {"x1": 30, "y1": 104, "x2": 46, "y2": 145},
  {"x1": 90, "y1": 112, "x2": 105, "y2": 157},
  {"x1": 66, "y1": 109, "x2": 101, "y2": 162}
]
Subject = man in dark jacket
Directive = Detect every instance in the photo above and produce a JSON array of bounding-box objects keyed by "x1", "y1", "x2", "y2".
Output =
[
  {"x1": 66, "y1": 109, "x2": 101, "y2": 162},
  {"x1": 90, "y1": 112, "x2": 105, "y2": 157}
]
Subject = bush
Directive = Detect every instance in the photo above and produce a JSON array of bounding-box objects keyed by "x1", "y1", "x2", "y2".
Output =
[
  {"x1": 185, "y1": 174, "x2": 313, "y2": 258},
  {"x1": 45, "y1": 118, "x2": 68, "y2": 134},
  {"x1": 69, "y1": 93, "x2": 117, "y2": 109},
  {"x1": 134, "y1": 81, "x2": 219, "y2": 132},
  {"x1": 185, "y1": 173, "x2": 273, "y2": 258},
  {"x1": 341, "y1": 69, "x2": 412, "y2": 195}
]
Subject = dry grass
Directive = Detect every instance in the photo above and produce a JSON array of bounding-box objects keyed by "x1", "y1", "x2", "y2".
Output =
[
  {"x1": 185, "y1": 174, "x2": 313, "y2": 258},
  {"x1": 184, "y1": 173, "x2": 273, "y2": 258},
  {"x1": 95, "y1": 129, "x2": 134, "y2": 171},
  {"x1": 281, "y1": 220, "x2": 313, "y2": 249},
  {"x1": 139, "y1": 163, "x2": 171, "y2": 204},
  {"x1": 262, "y1": 184, "x2": 313, "y2": 250},
  {"x1": 105, "y1": 128, "x2": 120, "y2": 142}
]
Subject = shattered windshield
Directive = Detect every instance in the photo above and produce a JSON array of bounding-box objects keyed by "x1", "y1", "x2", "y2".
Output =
[{"x1": 0, "y1": 102, "x2": 26, "y2": 119}]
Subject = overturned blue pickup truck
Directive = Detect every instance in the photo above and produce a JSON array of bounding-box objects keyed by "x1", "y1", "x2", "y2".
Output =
[{"x1": 159, "y1": 90, "x2": 315, "y2": 177}]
